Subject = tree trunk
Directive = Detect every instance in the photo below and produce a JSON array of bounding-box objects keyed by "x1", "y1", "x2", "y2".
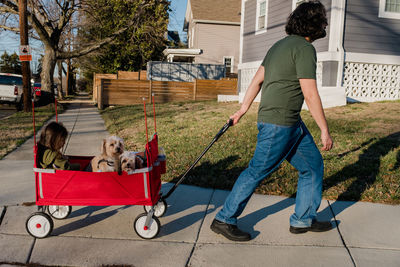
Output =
[
  {"x1": 40, "y1": 46, "x2": 56, "y2": 94},
  {"x1": 57, "y1": 60, "x2": 63, "y2": 99}
]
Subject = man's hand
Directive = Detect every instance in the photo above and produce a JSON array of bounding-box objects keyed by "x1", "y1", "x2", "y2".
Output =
[
  {"x1": 229, "y1": 109, "x2": 245, "y2": 125},
  {"x1": 321, "y1": 130, "x2": 333, "y2": 151}
]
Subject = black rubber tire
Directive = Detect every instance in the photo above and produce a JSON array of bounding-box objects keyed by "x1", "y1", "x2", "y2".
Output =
[
  {"x1": 133, "y1": 213, "x2": 161, "y2": 239},
  {"x1": 25, "y1": 212, "x2": 53, "y2": 238},
  {"x1": 143, "y1": 199, "x2": 167, "y2": 217},
  {"x1": 47, "y1": 205, "x2": 72, "y2": 220}
]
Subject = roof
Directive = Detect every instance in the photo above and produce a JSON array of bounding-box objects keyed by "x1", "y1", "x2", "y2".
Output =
[
  {"x1": 163, "y1": 48, "x2": 203, "y2": 56},
  {"x1": 189, "y1": 0, "x2": 241, "y2": 23}
]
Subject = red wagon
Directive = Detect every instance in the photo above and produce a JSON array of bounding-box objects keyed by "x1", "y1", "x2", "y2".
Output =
[
  {"x1": 25, "y1": 96, "x2": 232, "y2": 239},
  {"x1": 26, "y1": 98, "x2": 168, "y2": 239}
]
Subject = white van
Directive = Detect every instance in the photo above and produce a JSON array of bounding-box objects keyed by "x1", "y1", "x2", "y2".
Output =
[{"x1": 0, "y1": 73, "x2": 24, "y2": 110}]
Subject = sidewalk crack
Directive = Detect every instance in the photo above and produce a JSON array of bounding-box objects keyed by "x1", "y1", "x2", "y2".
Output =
[
  {"x1": 26, "y1": 238, "x2": 36, "y2": 264},
  {"x1": 0, "y1": 206, "x2": 7, "y2": 225},
  {"x1": 184, "y1": 189, "x2": 215, "y2": 267},
  {"x1": 328, "y1": 200, "x2": 357, "y2": 267}
]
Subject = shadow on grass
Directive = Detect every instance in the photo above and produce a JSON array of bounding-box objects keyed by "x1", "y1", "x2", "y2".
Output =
[
  {"x1": 319, "y1": 131, "x2": 400, "y2": 216},
  {"x1": 169, "y1": 155, "x2": 245, "y2": 190}
]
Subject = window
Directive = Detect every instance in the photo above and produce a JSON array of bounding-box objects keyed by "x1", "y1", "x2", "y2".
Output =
[
  {"x1": 190, "y1": 27, "x2": 195, "y2": 48},
  {"x1": 0, "y1": 75, "x2": 22, "y2": 85},
  {"x1": 292, "y1": 0, "x2": 306, "y2": 10},
  {"x1": 379, "y1": 0, "x2": 400, "y2": 19},
  {"x1": 223, "y1": 57, "x2": 234, "y2": 73},
  {"x1": 255, "y1": 0, "x2": 268, "y2": 34}
]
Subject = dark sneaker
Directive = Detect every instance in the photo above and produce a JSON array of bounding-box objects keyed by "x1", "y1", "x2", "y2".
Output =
[
  {"x1": 210, "y1": 219, "x2": 251, "y2": 241},
  {"x1": 290, "y1": 220, "x2": 333, "y2": 234}
]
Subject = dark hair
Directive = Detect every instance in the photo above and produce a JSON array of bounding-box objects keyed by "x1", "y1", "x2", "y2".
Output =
[
  {"x1": 285, "y1": 1, "x2": 328, "y2": 41},
  {"x1": 39, "y1": 122, "x2": 68, "y2": 151}
]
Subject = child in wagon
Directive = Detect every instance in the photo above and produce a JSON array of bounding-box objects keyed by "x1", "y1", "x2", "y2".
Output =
[{"x1": 36, "y1": 122, "x2": 80, "y2": 170}]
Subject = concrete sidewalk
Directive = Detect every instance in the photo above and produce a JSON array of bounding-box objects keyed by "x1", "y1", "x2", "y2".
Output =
[{"x1": 0, "y1": 95, "x2": 399, "y2": 267}]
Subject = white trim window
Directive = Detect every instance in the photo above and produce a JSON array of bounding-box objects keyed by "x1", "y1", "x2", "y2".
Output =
[
  {"x1": 379, "y1": 0, "x2": 400, "y2": 19},
  {"x1": 223, "y1": 56, "x2": 234, "y2": 73},
  {"x1": 190, "y1": 27, "x2": 195, "y2": 48},
  {"x1": 255, "y1": 0, "x2": 268, "y2": 35},
  {"x1": 292, "y1": 0, "x2": 306, "y2": 10}
]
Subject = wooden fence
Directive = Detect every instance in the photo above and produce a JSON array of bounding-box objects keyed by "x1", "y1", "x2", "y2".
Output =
[
  {"x1": 97, "y1": 79, "x2": 237, "y2": 109},
  {"x1": 93, "y1": 73, "x2": 117, "y2": 102},
  {"x1": 117, "y1": 70, "x2": 147, "y2": 80}
]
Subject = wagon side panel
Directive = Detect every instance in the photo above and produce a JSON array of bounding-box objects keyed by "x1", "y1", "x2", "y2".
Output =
[{"x1": 35, "y1": 170, "x2": 154, "y2": 206}]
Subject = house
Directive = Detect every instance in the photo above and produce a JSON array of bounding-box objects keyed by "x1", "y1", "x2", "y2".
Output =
[
  {"x1": 164, "y1": 0, "x2": 241, "y2": 75},
  {"x1": 238, "y1": 0, "x2": 400, "y2": 107}
]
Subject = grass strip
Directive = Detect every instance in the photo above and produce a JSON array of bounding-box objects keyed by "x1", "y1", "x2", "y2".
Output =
[
  {"x1": 0, "y1": 104, "x2": 64, "y2": 159},
  {"x1": 100, "y1": 100, "x2": 400, "y2": 204}
]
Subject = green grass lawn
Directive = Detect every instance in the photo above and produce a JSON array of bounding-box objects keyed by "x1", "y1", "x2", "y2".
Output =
[
  {"x1": 0, "y1": 104, "x2": 63, "y2": 159},
  {"x1": 101, "y1": 100, "x2": 400, "y2": 204}
]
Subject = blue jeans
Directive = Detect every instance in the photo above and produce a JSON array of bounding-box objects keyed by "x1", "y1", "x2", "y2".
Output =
[{"x1": 215, "y1": 121, "x2": 324, "y2": 228}]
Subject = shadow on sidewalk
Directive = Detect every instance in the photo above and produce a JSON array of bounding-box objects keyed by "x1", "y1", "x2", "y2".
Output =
[{"x1": 52, "y1": 206, "x2": 130, "y2": 236}]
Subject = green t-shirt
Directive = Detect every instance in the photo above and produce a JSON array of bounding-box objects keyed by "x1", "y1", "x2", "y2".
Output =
[{"x1": 258, "y1": 35, "x2": 317, "y2": 126}]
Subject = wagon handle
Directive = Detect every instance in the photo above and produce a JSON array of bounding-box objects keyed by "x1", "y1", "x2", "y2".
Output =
[
  {"x1": 152, "y1": 93, "x2": 156, "y2": 133},
  {"x1": 32, "y1": 98, "x2": 36, "y2": 149},
  {"x1": 143, "y1": 98, "x2": 149, "y2": 145},
  {"x1": 162, "y1": 119, "x2": 233, "y2": 200}
]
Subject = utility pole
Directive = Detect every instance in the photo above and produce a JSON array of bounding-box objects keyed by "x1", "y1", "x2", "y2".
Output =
[{"x1": 19, "y1": 0, "x2": 31, "y2": 112}]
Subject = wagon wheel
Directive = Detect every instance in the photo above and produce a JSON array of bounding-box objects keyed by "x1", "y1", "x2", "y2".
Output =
[
  {"x1": 47, "y1": 205, "x2": 72, "y2": 220},
  {"x1": 26, "y1": 212, "x2": 53, "y2": 238},
  {"x1": 134, "y1": 213, "x2": 160, "y2": 239},
  {"x1": 143, "y1": 199, "x2": 167, "y2": 217}
]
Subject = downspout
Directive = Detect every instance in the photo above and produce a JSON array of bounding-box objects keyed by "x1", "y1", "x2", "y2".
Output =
[
  {"x1": 335, "y1": 0, "x2": 346, "y2": 88},
  {"x1": 238, "y1": 0, "x2": 245, "y2": 97}
]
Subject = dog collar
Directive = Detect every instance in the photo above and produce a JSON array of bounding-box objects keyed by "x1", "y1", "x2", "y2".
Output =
[{"x1": 98, "y1": 159, "x2": 114, "y2": 168}]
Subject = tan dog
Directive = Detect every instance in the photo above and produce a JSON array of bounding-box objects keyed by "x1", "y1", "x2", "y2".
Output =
[
  {"x1": 91, "y1": 136, "x2": 124, "y2": 172},
  {"x1": 120, "y1": 151, "x2": 144, "y2": 174}
]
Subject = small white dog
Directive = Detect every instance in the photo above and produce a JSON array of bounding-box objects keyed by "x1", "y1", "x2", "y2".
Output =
[
  {"x1": 120, "y1": 151, "x2": 144, "y2": 174},
  {"x1": 91, "y1": 136, "x2": 124, "y2": 172}
]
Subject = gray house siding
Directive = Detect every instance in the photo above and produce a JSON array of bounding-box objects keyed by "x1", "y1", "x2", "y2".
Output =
[
  {"x1": 344, "y1": 0, "x2": 400, "y2": 55},
  {"x1": 242, "y1": 0, "x2": 331, "y2": 64},
  {"x1": 242, "y1": 0, "x2": 290, "y2": 63}
]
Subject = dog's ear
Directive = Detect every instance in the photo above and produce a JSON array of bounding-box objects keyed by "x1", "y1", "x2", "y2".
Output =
[
  {"x1": 101, "y1": 139, "x2": 107, "y2": 156},
  {"x1": 120, "y1": 140, "x2": 125, "y2": 152},
  {"x1": 135, "y1": 156, "x2": 144, "y2": 169},
  {"x1": 116, "y1": 155, "x2": 122, "y2": 175}
]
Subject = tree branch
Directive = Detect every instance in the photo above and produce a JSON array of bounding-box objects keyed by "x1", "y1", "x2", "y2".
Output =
[
  {"x1": 0, "y1": 24, "x2": 18, "y2": 32},
  {"x1": 0, "y1": 5, "x2": 17, "y2": 15},
  {"x1": 57, "y1": 22, "x2": 134, "y2": 59}
]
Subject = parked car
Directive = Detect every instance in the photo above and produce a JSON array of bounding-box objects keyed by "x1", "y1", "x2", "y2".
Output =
[{"x1": 0, "y1": 73, "x2": 24, "y2": 110}]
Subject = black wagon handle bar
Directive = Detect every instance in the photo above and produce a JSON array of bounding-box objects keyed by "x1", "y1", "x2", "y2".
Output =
[{"x1": 162, "y1": 119, "x2": 234, "y2": 200}]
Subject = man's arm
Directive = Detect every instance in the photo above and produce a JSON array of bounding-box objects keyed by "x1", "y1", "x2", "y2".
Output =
[
  {"x1": 230, "y1": 66, "x2": 265, "y2": 125},
  {"x1": 299, "y1": 78, "x2": 333, "y2": 151}
]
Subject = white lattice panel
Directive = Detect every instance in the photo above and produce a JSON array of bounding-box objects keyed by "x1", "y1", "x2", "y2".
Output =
[
  {"x1": 343, "y1": 62, "x2": 400, "y2": 102},
  {"x1": 239, "y1": 67, "x2": 258, "y2": 93},
  {"x1": 239, "y1": 62, "x2": 323, "y2": 93},
  {"x1": 316, "y1": 61, "x2": 323, "y2": 86}
]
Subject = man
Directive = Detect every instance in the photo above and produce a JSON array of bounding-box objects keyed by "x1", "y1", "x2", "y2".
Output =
[{"x1": 211, "y1": 1, "x2": 333, "y2": 241}]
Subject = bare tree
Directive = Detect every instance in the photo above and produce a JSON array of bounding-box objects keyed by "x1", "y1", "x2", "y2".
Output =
[{"x1": 0, "y1": 0, "x2": 157, "y2": 93}]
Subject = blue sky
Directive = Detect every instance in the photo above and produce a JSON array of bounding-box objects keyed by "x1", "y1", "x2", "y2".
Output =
[
  {"x1": 168, "y1": 0, "x2": 188, "y2": 42},
  {"x1": 0, "y1": 0, "x2": 188, "y2": 67}
]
